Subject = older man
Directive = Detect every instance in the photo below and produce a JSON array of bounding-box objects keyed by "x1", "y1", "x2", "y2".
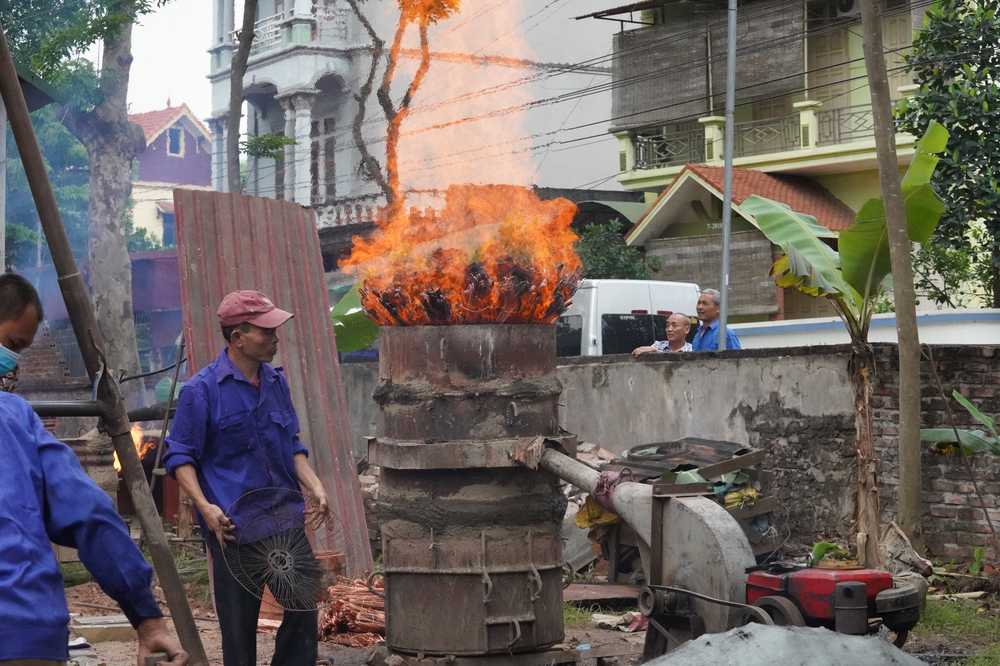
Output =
[
  {"x1": 692, "y1": 289, "x2": 741, "y2": 351},
  {"x1": 165, "y1": 290, "x2": 329, "y2": 666},
  {"x1": 632, "y1": 313, "x2": 693, "y2": 357},
  {"x1": 0, "y1": 273, "x2": 187, "y2": 666}
]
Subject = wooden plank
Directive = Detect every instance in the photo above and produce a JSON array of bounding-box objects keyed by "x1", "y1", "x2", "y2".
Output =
[
  {"x1": 727, "y1": 495, "x2": 779, "y2": 521},
  {"x1": 563, "y1": 583, "x2": 640, "y2": 604},
  {"x1": 651, "y1": 482, "x2": 715, "y2": 497}
]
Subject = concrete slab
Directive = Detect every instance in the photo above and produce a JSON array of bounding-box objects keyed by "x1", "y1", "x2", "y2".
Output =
[{"x1": 70, "y1": 615, "x2": 136, "y2": 643}]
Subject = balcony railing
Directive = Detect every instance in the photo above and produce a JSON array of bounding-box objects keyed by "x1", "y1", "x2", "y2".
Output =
[
  {"x1": 734, "y1": 115, "x2": 801, "y2": 158},
  {"x1": 816, "y1": 105, "x2": 875, "y2": 146},
  {"x1": 314, "y1": 2, "x2": 350, "y2": 42},
  {"x1": 626, "y1": 103, "x2": 878, "y2": 172},
  {"x1": 634, "y1": 126, "x2": 705, "y2": 170},
  {"x1": 233, "y1": 13, "x2": 282, "y2": 57}
]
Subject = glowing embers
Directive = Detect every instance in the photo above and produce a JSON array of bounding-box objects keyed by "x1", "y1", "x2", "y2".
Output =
[{"x1": 344, "y1": 184, "x2": 582, "y2": 326}]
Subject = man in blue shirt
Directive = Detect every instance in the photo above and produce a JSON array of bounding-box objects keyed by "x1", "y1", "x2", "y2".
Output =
[
  {"x1": 165, "y1": 290, "x2": 330, "y2": 666},
  {"x1": 692, "y1": 289, "x2": 741, "y2": 352},
  {"x1": 0, "y1": 273, "x2": 187, "y2": 665}
]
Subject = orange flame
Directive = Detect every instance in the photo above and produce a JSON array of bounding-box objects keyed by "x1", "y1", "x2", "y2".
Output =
[
  {"x1": 343, "y1": 184, "x2": 580, "y2": 325},
  {"x1": 113, "y1": 424, "x2": 157, "y2": 472}
]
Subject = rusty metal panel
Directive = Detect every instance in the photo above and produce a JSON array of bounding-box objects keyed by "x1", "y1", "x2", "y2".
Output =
[{"x1": 172, "y1": 188, "x2": 373, "y2": 575}]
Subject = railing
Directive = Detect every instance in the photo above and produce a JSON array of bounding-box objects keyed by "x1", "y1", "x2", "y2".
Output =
[
  {"x1": 633, "y1": 126, "x2": 705, "y2": 170},
  {"x1": 734, "y1": 115, "x2": 800, "y2": 158},
  {"x1": 816, "y1": 105, "x2": 875, "y2": 146},
  {"x1": 233, "y1": 13, "x2": 283, "y2": 57},
  {"x1": 314, "y1": 1, "x2": 350, "y2": 43}
]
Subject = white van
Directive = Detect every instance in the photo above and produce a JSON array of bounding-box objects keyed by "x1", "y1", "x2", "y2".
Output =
[{"x1": 557, "y1": 279, "x2": 701, "y2": 356}]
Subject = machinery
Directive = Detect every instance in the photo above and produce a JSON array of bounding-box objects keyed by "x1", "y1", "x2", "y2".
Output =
[{"x1": 513, "y1": 440, "x2": 922, "y2": 659}]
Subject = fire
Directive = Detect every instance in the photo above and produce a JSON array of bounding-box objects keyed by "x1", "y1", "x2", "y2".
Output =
[
  {"x1": 343, "y1": 184, "x2": 581, "y2": 325},
  {"x1": 113, "y1": 424, "x2": 157, "y2": 472},
  {"x1": 341, "y1": 1, "x2": 583, "y2": 325}
]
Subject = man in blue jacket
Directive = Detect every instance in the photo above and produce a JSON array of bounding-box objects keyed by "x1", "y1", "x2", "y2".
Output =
[
  {"x1": 692, "y1": 288, "x2": 742, "y2": 352},
  {"x1": 165, "y1": 290, "x2": 329, "y2": 666},
  {"x1": 0, "y1": 273, "x2": 187, "y2": 665}
]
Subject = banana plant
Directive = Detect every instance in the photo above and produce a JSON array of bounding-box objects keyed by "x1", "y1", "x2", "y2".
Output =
[
  {"x1": 741, "y1": 121, "x2": 948, "y2": 565},
  {"x1": 331, "y1": 282, "x2": 379, "y2": 353}
]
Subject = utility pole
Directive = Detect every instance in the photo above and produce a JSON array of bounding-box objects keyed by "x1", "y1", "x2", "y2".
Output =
[
  {"x1": 718, "y1": 0, "x2": 737, "y2": 350},
  {"x1": 859, "y1": 0, "x2": 924, "y2": 554}
]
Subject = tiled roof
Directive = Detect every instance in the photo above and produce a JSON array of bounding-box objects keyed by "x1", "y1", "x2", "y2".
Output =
[
  {"x1": 687, "y1": 164, "x2": 857, "y2": 232},
  {"x1": 129, "y1": 104, "x2": 211, "y2": 144},
  {"x1": 156, "y1": 200, "x2": 175, "y2": 214},
  {"x1": 627, "y1": 164, "x2": 858, "y2": 242}
]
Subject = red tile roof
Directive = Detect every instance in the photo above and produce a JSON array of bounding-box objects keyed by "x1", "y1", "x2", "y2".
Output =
[
  {"x1": 156, "y1": 200, "x2": 175, "y2": 214},
  {"x1": 129, "y1": 104, "x2": 211, "y2": 144},
  {"x1": 627, "y1": 164, "x2": 858, "y2": 241}
]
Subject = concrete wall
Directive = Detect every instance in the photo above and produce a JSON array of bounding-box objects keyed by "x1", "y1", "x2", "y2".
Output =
[{"x1": 339, "y1": 343, "x2": 1000, "y2": 562}]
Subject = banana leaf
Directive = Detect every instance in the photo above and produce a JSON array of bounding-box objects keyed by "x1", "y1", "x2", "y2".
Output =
[
  {"x1": 920, "y1": 427, "x2": 998, "y2": 456},
  {"x1": 331, "y1": 283, "x2": 379, "y2": 352}
]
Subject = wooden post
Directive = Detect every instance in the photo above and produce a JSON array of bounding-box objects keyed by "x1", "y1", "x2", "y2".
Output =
[{"x1": 859, "y1": 0, "x2": 924, "y2": 555}]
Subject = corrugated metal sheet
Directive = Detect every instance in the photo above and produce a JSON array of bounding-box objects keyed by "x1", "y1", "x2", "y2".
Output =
[{"x1": 173, "y1": 189, "x2": 373, "y2": 575}]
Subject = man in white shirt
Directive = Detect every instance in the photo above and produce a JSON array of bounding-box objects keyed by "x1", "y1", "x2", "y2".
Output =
[{"x1": 632, "y1": 313, "x2": 693, "y2": 357}]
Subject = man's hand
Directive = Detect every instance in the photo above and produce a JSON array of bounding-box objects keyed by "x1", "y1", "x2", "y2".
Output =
[
  {"x1": 632, "y1": 346, "x2": 659, "y2": 358},
  {"x1": 304, "y1": 489, "x2": 331, "y2": 529},
  {"x1": 200, "y1": 503, "x2": 235, "y2": 545},
  {"x1": 136, "y1": 617, "x2": 188, "y2": 666}
]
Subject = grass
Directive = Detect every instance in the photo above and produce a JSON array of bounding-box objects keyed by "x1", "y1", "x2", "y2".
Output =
[
  {"x1": 564, "y1": 602, "x2": 598, "y2": 627},
  {"x1": 911, "y1": 598, "x2": 1000, "y2": 665},
  {"x1": 60, "y1": 561, "x2": 94, "y2": 587}
]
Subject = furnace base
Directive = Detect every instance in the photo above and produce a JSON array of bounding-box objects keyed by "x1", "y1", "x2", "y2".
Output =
[{"x1": 368, "y1": 641, "x2": 643, "y2": 666}]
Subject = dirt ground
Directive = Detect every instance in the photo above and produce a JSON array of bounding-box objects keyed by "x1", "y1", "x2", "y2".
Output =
[{"x1": 70, "y1": 583, "x2": 644, "y2": 666}]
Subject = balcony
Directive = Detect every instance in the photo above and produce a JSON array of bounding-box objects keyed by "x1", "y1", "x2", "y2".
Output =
[
  {"x1": 225, "y1": 2, "x2": 351, "y2": 61},
  {"x1": 816, "y1": 105, "x2": 875, "y2": 146},
  {"x1": 236, "y1": 14, "x2": 283, "y2": 57}
]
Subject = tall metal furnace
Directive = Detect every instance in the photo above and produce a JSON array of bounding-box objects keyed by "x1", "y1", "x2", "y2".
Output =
[{"x1": 370, "y1": 324, "x2": 569, "y2": 658}]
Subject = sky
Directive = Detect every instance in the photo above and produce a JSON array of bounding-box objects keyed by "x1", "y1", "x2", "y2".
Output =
[{"x1": 128, "y1": 0, "x2": 213, "y2": 119}]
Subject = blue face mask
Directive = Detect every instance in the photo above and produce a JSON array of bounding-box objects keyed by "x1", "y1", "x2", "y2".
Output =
[{"x1": 0, "y1": 344, "x2": 20, "y2": 376}]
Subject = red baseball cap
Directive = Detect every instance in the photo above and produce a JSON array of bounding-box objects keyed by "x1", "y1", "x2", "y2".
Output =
[{"x1": 217, "y1": 290, "x2": 293, "y2": 329}]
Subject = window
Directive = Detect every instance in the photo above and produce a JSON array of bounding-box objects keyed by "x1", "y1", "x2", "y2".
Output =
[
  {"x1": 556, "y1": 315, "x2": 583, "y2": 357},
  {"x1": 600, "y1": 314, "x2": 669, "y2": 356},
  {"x1": 167, "y1": 127, "x2": 183, "y2": 156}
]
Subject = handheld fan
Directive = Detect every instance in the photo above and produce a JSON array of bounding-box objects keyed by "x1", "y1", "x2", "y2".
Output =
[{"x1": 223, "y1": 487, "x2": 353, "y2": 612}]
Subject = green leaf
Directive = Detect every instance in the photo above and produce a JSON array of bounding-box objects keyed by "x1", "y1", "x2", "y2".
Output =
[
  {"x1": 920, "y1": 427, "x2": 996, "y2": 454},
  {"x1": 839, "y1": 219, "x2": 891, "y2": 300},
  {"x1": 953, "y1": 390, "x2": 999, "y2": 442},
  {"x1": 330, "y1": 283, "x2": 379, "y2": 352},
  {"x1": 901, "y1": 120, "x2": 949, "y2": 189}
]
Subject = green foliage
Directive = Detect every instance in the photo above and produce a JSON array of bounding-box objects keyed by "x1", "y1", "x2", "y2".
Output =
[
  {"x1": 563, "y1": 603, "x2": 598, "y2": 627},
  {"x1": 920, "y1": 390, "x2": 999, "y2": 457},
  {"x1": 4, "y1": 106, "x2": 90, "y2": 270},
  {"x1": 969, "y1": 547, "x2": 986, "y2": 575},
  {"x1": 331, "y1": 283, "x2": 379, "y2": 352},
  {"x1": 241, "y1": 133, "x2": 297, "y2": 161},
  {"x1": 59, "y1": 561, "x2": 94, "y2": 587},
  {"x1": 912, "y1": 599, "x2": 1000, "y2": 664},
  {"x1": 896, "y1": 0, "x2": 1000, "y2": 306},
  {"x1": 913, "y1": 240, "x2": 988, "y2": 308},
  {"x1": 125, "y1": 217, "x2": 163, "y2": 252},
  {"x1": 574, "y1": 219, "x2": 660, "y2": 280},
  {"x1": 745, "y1": 123, "x2": 948, "y2": 344},
  {"x1": 810, "y1": 542, "x2": 852, "y2": 562}
]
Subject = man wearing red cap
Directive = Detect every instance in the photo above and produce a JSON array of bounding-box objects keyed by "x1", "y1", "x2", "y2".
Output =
[{"x1": 164, "y1": 290, "x2": 329, "y2": 666}]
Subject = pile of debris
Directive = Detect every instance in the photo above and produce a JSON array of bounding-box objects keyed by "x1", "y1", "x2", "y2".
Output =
[{"x1": 319, "y1": 576, "x2": 385, "y2": 647}]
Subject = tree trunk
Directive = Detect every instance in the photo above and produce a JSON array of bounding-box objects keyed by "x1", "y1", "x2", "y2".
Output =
[
  {"x1": 849, "y1": 340, "x2": 881, "y2": 567},
  {"x1": 228, "y1": 0, "x2": 258, "y2": 194},
  {"x1": 860, "y1": 0, "x2": 924, "y2": 554},
  {"x1": 62, "y1": 21, "x2": 146, "y2": 381}
]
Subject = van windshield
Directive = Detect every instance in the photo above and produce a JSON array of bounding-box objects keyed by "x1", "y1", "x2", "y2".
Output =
[
  {"x1": 556, "y1": 315, "x2": 583, "y2": 357},
  {"x1": 601, "y1": 314, "x2": 669, "y2": 355}
]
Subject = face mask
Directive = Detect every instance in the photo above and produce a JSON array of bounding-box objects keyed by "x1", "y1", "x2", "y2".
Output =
[{"x1": 0, "y1": 344, "x2": 20, "y2": 376}]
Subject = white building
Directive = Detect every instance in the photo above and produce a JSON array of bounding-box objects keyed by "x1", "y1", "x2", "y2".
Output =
[{"x1": 207, "y1": 0, "x2": 624, "y2": 227}]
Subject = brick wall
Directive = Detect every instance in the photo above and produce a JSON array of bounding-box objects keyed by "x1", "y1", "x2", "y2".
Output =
[{"x1": 871, "y1": 344, "x2": 1000, "y2": 562}]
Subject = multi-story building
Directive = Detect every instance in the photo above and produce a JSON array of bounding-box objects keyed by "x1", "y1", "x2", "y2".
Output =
[{"x1": 583, "y1": 0, "x2": 924, "y2": 321}]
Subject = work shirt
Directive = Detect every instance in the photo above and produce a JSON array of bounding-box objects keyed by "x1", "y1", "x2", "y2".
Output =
[
  {"x1": 163, "y1": 349, "x2": 308, "y2": 540},
  {"x1": 651, "y1": 340, "x2": 693, "y2": 353},
  {"x1": 0, "y1": 392, "x2": 161, "y2": 661},
  {"x1": 691, "y1": 319, "x2": 742, "y2": 352}
]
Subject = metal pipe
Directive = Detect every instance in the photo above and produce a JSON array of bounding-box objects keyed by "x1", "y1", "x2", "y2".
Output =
[
  {"x1": 28, "y1": 400, "x2": 175, "y2": 422},
  {"x1": 0, "y1": 21, "x2": 208, "y2": 665},
  {"x1": 717, "y1": 0, "x2": 737, "y2": 351}
]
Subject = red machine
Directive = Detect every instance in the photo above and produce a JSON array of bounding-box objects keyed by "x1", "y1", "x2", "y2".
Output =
[{"x1": 745, "y1": 564, "x2": 921, "y2": 645}]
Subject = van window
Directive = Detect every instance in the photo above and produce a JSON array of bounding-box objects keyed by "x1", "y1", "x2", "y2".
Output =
[
  {"x1": 601, "y1": 314, "x2": 669, "y2": 355},
  {"x1": 556, "y1": 315, "x2": 583, "y2": 357}
]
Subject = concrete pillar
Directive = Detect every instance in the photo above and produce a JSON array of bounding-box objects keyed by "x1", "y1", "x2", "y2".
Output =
[
  {"x1": 613, "y1": 131, "x2": 634, "y2": 173},
  {"x1": 281, "y1": 98, "x2": 296, "y2": 201},
  {"x1": 223, "y1": 0, "x2": 235, "y2": 43},
  {"x1": 289, "y1": 0, "x2": 315, "y2": 43},
  {"x1": 793, "y1": 100, "x2": 822, "y2": 150},
  {"x1": 210, "y1": 117, "x2": 228, "y2": 193},
  {"x1": 293, "y1": 96, "x2": 313, "y2": 205},
  {"x1": 698, "y1": 116, "x2": 725, "y2": 163}
]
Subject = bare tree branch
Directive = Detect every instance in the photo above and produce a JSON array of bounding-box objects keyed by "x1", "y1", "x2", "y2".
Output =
[
  {"x1": 228, "y1": 0, "x2": 258, "y2": 194},
  {"x1": 386, "y1": 18, "x2": 430, "y2": 206}
]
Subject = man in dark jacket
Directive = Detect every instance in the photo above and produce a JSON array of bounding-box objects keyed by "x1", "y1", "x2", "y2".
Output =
[{"x1": 0, "y1": 273, "x2": 187, "y2": 665}]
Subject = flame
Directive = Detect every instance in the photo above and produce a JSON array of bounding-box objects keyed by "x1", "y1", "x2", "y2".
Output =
[
  {"x1": 342, "y1": 1, "x2": 582, "y2": 325},
  {"x1": 113, "y1": 424, "x2": 157, "y2": 472}
]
